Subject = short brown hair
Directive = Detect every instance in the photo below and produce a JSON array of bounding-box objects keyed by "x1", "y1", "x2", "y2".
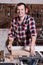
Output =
[{"x1": 17, "y1": 2, "x2": 26, "y2": 10}]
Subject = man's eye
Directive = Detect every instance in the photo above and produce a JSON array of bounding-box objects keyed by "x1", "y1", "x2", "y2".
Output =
[{"x1": 21, "y1": 9, "x2": 23, "y2": 10}]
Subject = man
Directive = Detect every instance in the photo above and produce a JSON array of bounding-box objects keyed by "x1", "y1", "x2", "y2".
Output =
[{"x1": 7, "y1": 3, "x2": 37, "y2": 56}]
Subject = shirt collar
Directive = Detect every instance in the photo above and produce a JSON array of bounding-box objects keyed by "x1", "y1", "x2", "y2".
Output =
[{"x1": 17, "y1": 14, "x2": 27, "y2": 24}]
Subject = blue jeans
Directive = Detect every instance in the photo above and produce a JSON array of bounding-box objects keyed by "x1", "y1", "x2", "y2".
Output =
[
  {"x1": 21, "y1": 58, "x2": 38, "y2": 65},
  {"x1": 27, "y1": 59, "x2": 38, "y2": 65}
]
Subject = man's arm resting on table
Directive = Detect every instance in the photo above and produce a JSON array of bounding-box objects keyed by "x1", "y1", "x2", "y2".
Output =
[
  {"x1": 8, "y1": 36, "x2": 14, "y2": 45},
  {"x1": 31, "y1": 36, "x2": 36, "y2": 46},
  {"x1": 30, "y1": 36, "x2": 37, "y2": 56},
  {"x1": 7, "y1": 36, "x2": 14, "y2": 51}
]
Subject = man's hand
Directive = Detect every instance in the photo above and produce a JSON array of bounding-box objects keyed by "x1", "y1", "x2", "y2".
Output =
[{"x1": 30, "y1": 45, "x2": 36, "y2": 56}]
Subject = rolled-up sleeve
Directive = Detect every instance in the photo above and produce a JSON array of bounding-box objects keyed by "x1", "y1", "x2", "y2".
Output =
[
  {"x1": 8, "y1": 20, "x2": 16, "y2": 39},
  {"x1": 29, "y1": 17, "x2": 37, "y2": 37}
]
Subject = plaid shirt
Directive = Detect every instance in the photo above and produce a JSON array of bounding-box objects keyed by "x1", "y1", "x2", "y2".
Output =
[{"x1": 8, "y1": 15, "x2": 37, "y2": 45}]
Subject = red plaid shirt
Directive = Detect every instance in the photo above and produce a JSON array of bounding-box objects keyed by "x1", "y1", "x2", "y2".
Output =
[{"x1": 8, "y1": 15, "x2": 37, "y2": 45}]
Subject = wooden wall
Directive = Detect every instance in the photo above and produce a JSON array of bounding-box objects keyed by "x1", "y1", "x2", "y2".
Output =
[{"x1": 0, "y1": 4, "x2": 43, "y2": 28}]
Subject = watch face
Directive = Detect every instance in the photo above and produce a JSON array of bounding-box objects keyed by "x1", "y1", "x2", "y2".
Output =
[
  {"x1": 42, "y1": 31, "x2": 43, "y2": 33},
  {"x1": 42, "y1": 31, "x2": 43, "y2": 34}
]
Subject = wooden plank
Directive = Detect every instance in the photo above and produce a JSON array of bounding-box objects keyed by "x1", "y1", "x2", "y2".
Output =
[{"x1": 12, "y1": 49, "x2": 30, "y2": 57}]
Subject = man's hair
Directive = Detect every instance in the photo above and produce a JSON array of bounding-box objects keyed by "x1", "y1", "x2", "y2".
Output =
[{"x1": 17, "y1": 2, "x2": 26, "y2": 10}]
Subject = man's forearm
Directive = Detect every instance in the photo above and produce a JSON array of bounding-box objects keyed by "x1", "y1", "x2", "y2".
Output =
[
  {"x1": 30, "y1": 36, "x2": 37, "y2": 56},
  {"x1": 8, "y1": 36, "x2": 14, "y2": 45},
  {"x1": 31, "y1": 36, "x2": 37, "y2": 46}
]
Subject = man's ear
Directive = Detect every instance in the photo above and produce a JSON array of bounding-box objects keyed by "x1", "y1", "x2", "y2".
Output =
[{"x1": 26, "y1": 7, "x2": 29, "y2": 14}]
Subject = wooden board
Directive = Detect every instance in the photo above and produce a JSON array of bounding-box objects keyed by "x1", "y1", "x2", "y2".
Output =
[{"x1": 12, "y1": 49, "x2": 30, "y2": 57}]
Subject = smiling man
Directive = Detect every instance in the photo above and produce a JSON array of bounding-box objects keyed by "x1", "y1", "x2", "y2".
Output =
[{"x1": 7, "y1": 3, "x2": 37, "y2": 56}]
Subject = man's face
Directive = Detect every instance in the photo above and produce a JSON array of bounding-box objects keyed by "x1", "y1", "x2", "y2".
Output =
[{"x1": 17, "y1": 5, "x2": 26, "y2": 17}]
